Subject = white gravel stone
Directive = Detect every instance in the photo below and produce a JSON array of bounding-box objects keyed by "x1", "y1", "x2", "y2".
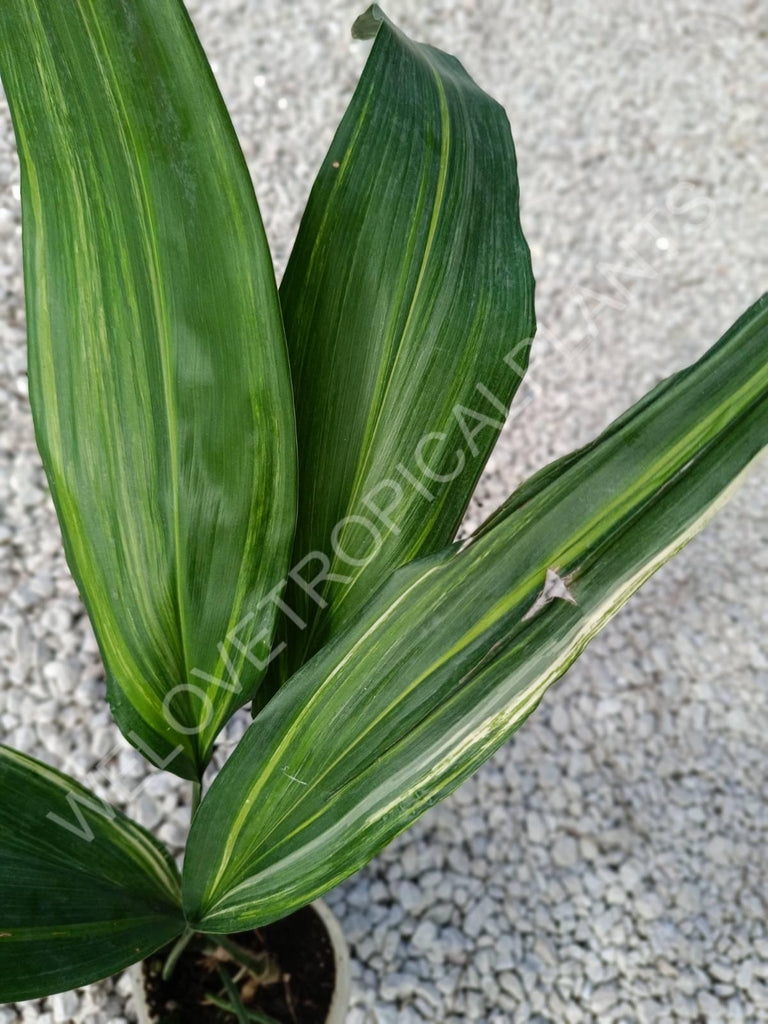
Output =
[
  {"x1": 635, "y1": 892, "x2": 665, "y2": 921},
  {"x1": 552, "y1": 835, "x2": 579, "y2": 869},
  {"x1": 411, "y1": 921, "x2": 438, "y2": 953},
  {"x1": 51, "y1": 992, "x2": 80, "y2": 1023}
]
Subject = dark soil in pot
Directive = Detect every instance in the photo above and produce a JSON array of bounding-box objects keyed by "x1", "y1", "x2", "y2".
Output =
[{"x1": 142, "y1": 904, "x2": 335, "y2": 1024}]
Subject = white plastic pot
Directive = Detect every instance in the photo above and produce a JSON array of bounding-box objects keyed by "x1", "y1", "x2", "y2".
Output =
[
  {"x1": 313, "y1": 898, "x2": 351, "y2": 1024},
  {"x1": 129, "y1": 898, "x2": 351, "y2": 1024}
]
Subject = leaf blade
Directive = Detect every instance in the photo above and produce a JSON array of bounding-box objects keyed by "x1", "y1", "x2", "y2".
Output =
[
  {"x1": 0, "y1": 745, "x2": 184, "y2": 1001},
  {"x1": 184, "y1": 295, "x2": 768, "y2": 930},
  {"x1": 273, "y1": 6, "x2": 536, "y2": 678},
  {"x1": 0, "y1": 0, "x2": 296, "y2": 778}
]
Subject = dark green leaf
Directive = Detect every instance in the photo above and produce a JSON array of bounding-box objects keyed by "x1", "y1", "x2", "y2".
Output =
[
  {"x1": 270, "y1": 5, "x2": 535, "y2": 681},
  {"x1": 0, "y1": 746, "x2": 183, "y2": 1001}
]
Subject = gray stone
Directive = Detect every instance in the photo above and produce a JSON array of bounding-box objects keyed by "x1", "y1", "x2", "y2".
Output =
[{"x1": 552, "y1": 835, "x2": 579, "y2": 869}]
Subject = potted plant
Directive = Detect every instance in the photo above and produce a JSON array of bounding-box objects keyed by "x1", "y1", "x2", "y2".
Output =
[{"x1": 0, "y1": 2, "x2": 765, "y2": 1021}]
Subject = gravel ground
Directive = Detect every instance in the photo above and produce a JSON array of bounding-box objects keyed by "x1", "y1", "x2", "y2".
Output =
[{"x1": 1, "y1": 1, "x2": 767, "y2": 1022}]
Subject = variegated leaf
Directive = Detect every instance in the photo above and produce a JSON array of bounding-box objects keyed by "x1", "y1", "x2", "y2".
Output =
[
  {"x1": 185, "y1": 295, "x2": 768, "y2": 931},
  {"x1": 0, "y1": 0, "x2": 297, "y2": 779}
]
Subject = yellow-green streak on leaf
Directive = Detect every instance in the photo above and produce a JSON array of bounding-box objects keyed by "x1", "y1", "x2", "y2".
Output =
[{"x1": 0, "y1": 0, "x2": 297, "y2": 779}]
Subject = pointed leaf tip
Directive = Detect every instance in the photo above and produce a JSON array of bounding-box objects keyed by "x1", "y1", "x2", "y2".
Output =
[{"x1": 352, "y1": 4, "x2": 387, "y2": 39}]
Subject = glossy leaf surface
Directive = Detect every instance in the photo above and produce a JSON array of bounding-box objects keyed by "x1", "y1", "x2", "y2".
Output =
[
  {"x1": 0, "y1": 746, "x2": 183, "y2": 1001},
  {"x1": 271, "y1": 5, "x2": 536, "y2": 679},
  {"x1": 0, "y1": 1, "x2": 297, "y2": 779},
  {"x1": 185, "y1": 296, "x2": 768, "y2": 930}
]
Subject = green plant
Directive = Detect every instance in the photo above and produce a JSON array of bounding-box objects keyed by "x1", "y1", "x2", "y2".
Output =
[{"x1": 0, "y1": 0, "x2": 766, "y2": 1008}]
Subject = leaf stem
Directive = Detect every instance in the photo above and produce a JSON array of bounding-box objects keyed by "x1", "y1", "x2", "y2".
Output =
[
  {"x1": 191, "y1": 779, "x2": 202, "y2": 818},
  {"x1": 161, "y1": 927, "x2": 195, "y2": 981}
]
